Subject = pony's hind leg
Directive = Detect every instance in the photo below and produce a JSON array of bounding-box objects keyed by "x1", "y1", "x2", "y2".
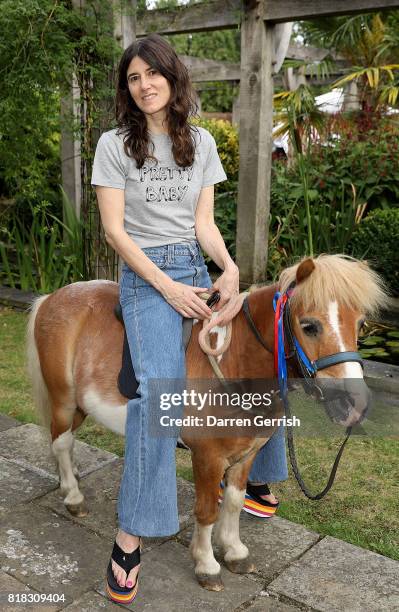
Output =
[
  {"x1": 70, "y1": 407, "x2": 87, "y2": 480},
  {"x1": 214, "y1": 459, "x2": 256, "y2": 575},
  {"x1": 51, "y1": 403, "x2": 88, "y2": 517},
  {"x1": 190, "y1": 450, "x2": 226, "y2": 591}
]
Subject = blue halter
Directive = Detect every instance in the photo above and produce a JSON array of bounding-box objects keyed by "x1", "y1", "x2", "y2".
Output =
[{"x1": 273, "y1": 288, "x2": 363, "y2": 397}]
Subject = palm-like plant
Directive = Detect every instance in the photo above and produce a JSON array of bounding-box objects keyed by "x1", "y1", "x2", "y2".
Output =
[
  {"x1": 273, "y1": 84, "x2": 326, "y2": 154},
  {"x1": 300, "y1": 13, "x2": 399, "y2": 110},
  {"x1": 273, "y1": 85, "x2": 328, "y2": 256}
]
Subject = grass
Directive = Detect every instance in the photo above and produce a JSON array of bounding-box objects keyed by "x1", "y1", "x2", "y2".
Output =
[{"x1": 1, "y1": 307, "x2": 398, "y2": 561}]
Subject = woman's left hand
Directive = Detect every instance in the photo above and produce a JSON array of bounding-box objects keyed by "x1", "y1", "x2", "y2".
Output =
[{"x1": 211, "y1": 264, "x2": 239, "y2": 312}]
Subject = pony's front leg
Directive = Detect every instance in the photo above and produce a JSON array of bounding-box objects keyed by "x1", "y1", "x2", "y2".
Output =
[
  {"x1": 190, "y1": 451, "x2": 225, "y2": 591},
  {"x1": 214, "y1": 460, "x2": 256, "y2": 574}
]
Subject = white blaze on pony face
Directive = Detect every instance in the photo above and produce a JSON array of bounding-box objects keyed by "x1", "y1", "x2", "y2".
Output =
[{"x1": 326, "y1": 301, "x2": 363, "y2": 379}]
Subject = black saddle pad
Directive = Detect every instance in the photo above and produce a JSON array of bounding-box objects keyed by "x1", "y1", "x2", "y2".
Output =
[{"x1": 115, "y1": 303, "x2": 194, "y2": 401}]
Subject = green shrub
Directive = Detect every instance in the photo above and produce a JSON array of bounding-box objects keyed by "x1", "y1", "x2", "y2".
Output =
[
  {"x1": 196, "y1": 119, "x2": 239, "y2": 259},
  {"x1": 309, "y1": 124, "x2": 399, "y2": 212},
  {"x1": 268, "y1": 117, "x2": 399, "y2": 280},
  {"x1": 196, "y1": 118, "x2": 239, "y2": 189},
  {"x1": 0, "y1": 192, "x2": 85, "y2": 293},
  {"x1": 350, "y1": 208, "x2": 399, "y2": 295}
]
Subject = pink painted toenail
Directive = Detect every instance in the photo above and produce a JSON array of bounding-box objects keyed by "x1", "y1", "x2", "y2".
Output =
[{"x1": 126, "y1": 581, "x2": 132, "y2": 587}]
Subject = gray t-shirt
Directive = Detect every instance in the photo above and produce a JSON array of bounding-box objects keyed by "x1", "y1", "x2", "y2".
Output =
[{"x1": 91, "y1": 126, "x2": 227, "y2": 248}]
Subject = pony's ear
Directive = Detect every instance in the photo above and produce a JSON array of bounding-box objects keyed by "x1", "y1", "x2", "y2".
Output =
[{"x1": 296, "y1": 258, "x2": 315, "y2": 285}]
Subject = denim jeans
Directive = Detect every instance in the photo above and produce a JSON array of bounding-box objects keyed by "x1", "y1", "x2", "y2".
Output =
[{"x1": 117, "y1": 240, "x2": 287, "y2": 537}]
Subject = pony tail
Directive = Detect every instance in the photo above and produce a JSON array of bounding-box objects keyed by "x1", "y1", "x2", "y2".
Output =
[{"x1": 26, "y1": 295, "x2": 52, "y2": 430}]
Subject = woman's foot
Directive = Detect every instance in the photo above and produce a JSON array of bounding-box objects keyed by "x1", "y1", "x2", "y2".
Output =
[
  {"x1": 111, "y1": 529, "x2": 141, "y2": 588},
  {"x1": 247, "y1": 481, "x2": 278, "y2": 504}
]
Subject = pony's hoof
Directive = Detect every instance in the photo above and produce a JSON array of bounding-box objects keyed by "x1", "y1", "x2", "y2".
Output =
[
  {"x1": 196, "y1": 572, "x2": 224, "y2": 591},
  {"x1": 224, "y1": 557, "x2": 256, "y2": 574},
  {"x1": 66, "y1": 501, "x2": 89, "y2": 517}
]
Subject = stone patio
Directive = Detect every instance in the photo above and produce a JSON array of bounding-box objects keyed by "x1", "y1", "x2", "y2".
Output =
[{"x1": 0, "y1": 416, "x2": 398, "y2": 611}]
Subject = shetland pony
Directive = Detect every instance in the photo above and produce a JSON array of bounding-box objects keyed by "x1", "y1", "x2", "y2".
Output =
[{"x1": 26, "y1": 255, "x2": 386, "y2": 590}]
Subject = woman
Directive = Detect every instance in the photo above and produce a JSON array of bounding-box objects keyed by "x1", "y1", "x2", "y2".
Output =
[{"x1": 92, "y1": 33, "x2": 287, "y2": 605}]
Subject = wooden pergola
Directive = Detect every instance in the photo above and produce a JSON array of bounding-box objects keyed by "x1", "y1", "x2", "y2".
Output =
[{"x1": 65, "y1": 0, "x2": 399, "y2": 284}]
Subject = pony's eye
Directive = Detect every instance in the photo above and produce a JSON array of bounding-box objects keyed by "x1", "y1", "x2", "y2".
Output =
[
  {"x1": 358, "y1": 319, "x2": 366, "y2": 335},
  {"x1": 300, "y1": 322, "x2": 320, "y2": 337}
]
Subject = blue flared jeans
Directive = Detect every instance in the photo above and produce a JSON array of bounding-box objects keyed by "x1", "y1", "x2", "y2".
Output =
[{"x1": 117, "y1": 240, "x2": 287, "y2": 537}]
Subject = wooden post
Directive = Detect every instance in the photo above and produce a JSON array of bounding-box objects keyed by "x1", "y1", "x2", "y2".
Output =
[
  {"x1": 236, "y1": 1, "x2": 274, "y2": 285},
  {"x1": 113, "y1": 0, "x2": 136, "y2": 49},
  {"x1": 111, "y1": 0, "x2": 137, "y2": 281},
  {"x1": 60, "y1": 0, "x2": 85, "y2": 218},
  {"x1": 60, "y1": 74, "x2": 81, "y2": 218}
]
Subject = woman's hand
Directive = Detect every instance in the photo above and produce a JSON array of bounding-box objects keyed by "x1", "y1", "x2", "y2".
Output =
[
  {"x1": 211, "y1": 264, "x2": 239, "y2": 311},
  {"x1": 161, "y1": 280, "x2": 213, "y2": 319}
]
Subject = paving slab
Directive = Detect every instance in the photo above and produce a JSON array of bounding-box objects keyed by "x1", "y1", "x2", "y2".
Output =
[
  {"x1": 0, "y1": 414, "x2": 21, "y2": 432},
  {"x1": 268, "y1": 535, "x2": 399, "y2": 612},
  {"x1": 62, "y1": 589, "x2": 125, "y2": 611},
  {"x1": 244, "y1": 593, "x2": 303, "y2": 611},
  {"x1": 0, "y1": 286, "x2": 38, "y2": 311},
  {"x1": 37, "y1": 458, "x2": 125, "y2": 542},
  {"x1": 364, "y1": 359, "x2": 399, "y2": 394},
  {"x1": 178, "y1": 514, "x2": 319, "y2": 581},
  {"x1": 96, "y1": 540, "x2": 263, "y2": 611},
  {"x1": 0, "y1": 423, "x2": 118, "y2": 480},
  {"x1": 0, "y1": 570, "x2": 60, "y2": 612},
  {"x1": 38, "y1": 458, "x2": 195, "y2": 547},
  {"x1": 0, "y1": 457, "x2": 57, "y2": 517},
  {"x1": 0, "y1": 504, "x2": 111, "y2": 605}
]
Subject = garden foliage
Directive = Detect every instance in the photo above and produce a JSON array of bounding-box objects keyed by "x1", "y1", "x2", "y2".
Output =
[
  {"x1": 1, "y1": 2, "x2": 398, "y2": 294},
  {"x1": 197, "y1": 116, "x2": 399, "y2": 294},
  {"x1": 196, "y1": 119, "x2": 239, "y2": 260},
  {"x1": 0, "y1": 0, "x2": 119, "y2": 290},
  {"x1": 268, "y1": 113, "x2": 399, "y2": 282},
  {"x1": 350, "y1": 208, "x2": 399, "y2": 295}
]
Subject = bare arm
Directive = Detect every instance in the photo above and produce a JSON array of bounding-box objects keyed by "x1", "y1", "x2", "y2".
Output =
[
  {"x1": 195, "y1": 185, "x2": 239, "y2": 310},
  {"x1": 95, "y1": 186, "x2": 212, "y2": 319}
]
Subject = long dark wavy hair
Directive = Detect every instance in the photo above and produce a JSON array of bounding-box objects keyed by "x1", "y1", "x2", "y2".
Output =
[{"x1": 115, "y1": 34, "x2": 199, "y2": 168}]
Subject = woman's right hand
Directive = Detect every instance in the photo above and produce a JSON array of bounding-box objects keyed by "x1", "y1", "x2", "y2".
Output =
[{"x1": 161, "y1": 280, "x2": 213, "y2": 319}]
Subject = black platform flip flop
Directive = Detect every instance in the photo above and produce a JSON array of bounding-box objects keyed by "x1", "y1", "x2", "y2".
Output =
[
  {"x1": 106, "y1": 540, "x2": 141, "y2": 605},
  {"x1": 243, "y1": 482, "x2": 280, "y2": 518}
]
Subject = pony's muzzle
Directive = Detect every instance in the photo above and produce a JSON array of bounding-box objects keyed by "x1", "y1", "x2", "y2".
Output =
[{"x1": 318, "y1": 378, "x2": 371, "y2": 426}]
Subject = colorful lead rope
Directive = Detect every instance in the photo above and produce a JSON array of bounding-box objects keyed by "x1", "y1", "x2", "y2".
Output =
[
  {"x1": 273, "y1": 291, "x2": 289, "y2": 397},
  {"x1": 273, "y1": 288, "x2": 317, "y2": 397}
]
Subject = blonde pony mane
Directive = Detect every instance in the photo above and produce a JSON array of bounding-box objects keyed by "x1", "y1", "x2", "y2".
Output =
[{"x1": 278, "y1": 254, "x2": 388, "y2": 315}]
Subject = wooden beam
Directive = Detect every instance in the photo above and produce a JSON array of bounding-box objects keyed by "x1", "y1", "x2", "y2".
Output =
[
  {"x1": 136, "y1": 0, "x2": 241, "y2": 36},
  {"x1": 287, "y1": 43, "x2": 344, "y2": 62},
  {"x1": 265, "y1": 0, "x2": 399, "y2": 23},
  {"x1": 180, "y1": 55, "x2": 240, "y2": 82},
  {"x1": 236, "y1": 2, "x2": 274, "y2": 284},
  {"x1": 136, "y1": 0, "x2": 399, "y2": 35},
  {"x1": 180, "y1": 47, "x2": 348, "y2": 84}
]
